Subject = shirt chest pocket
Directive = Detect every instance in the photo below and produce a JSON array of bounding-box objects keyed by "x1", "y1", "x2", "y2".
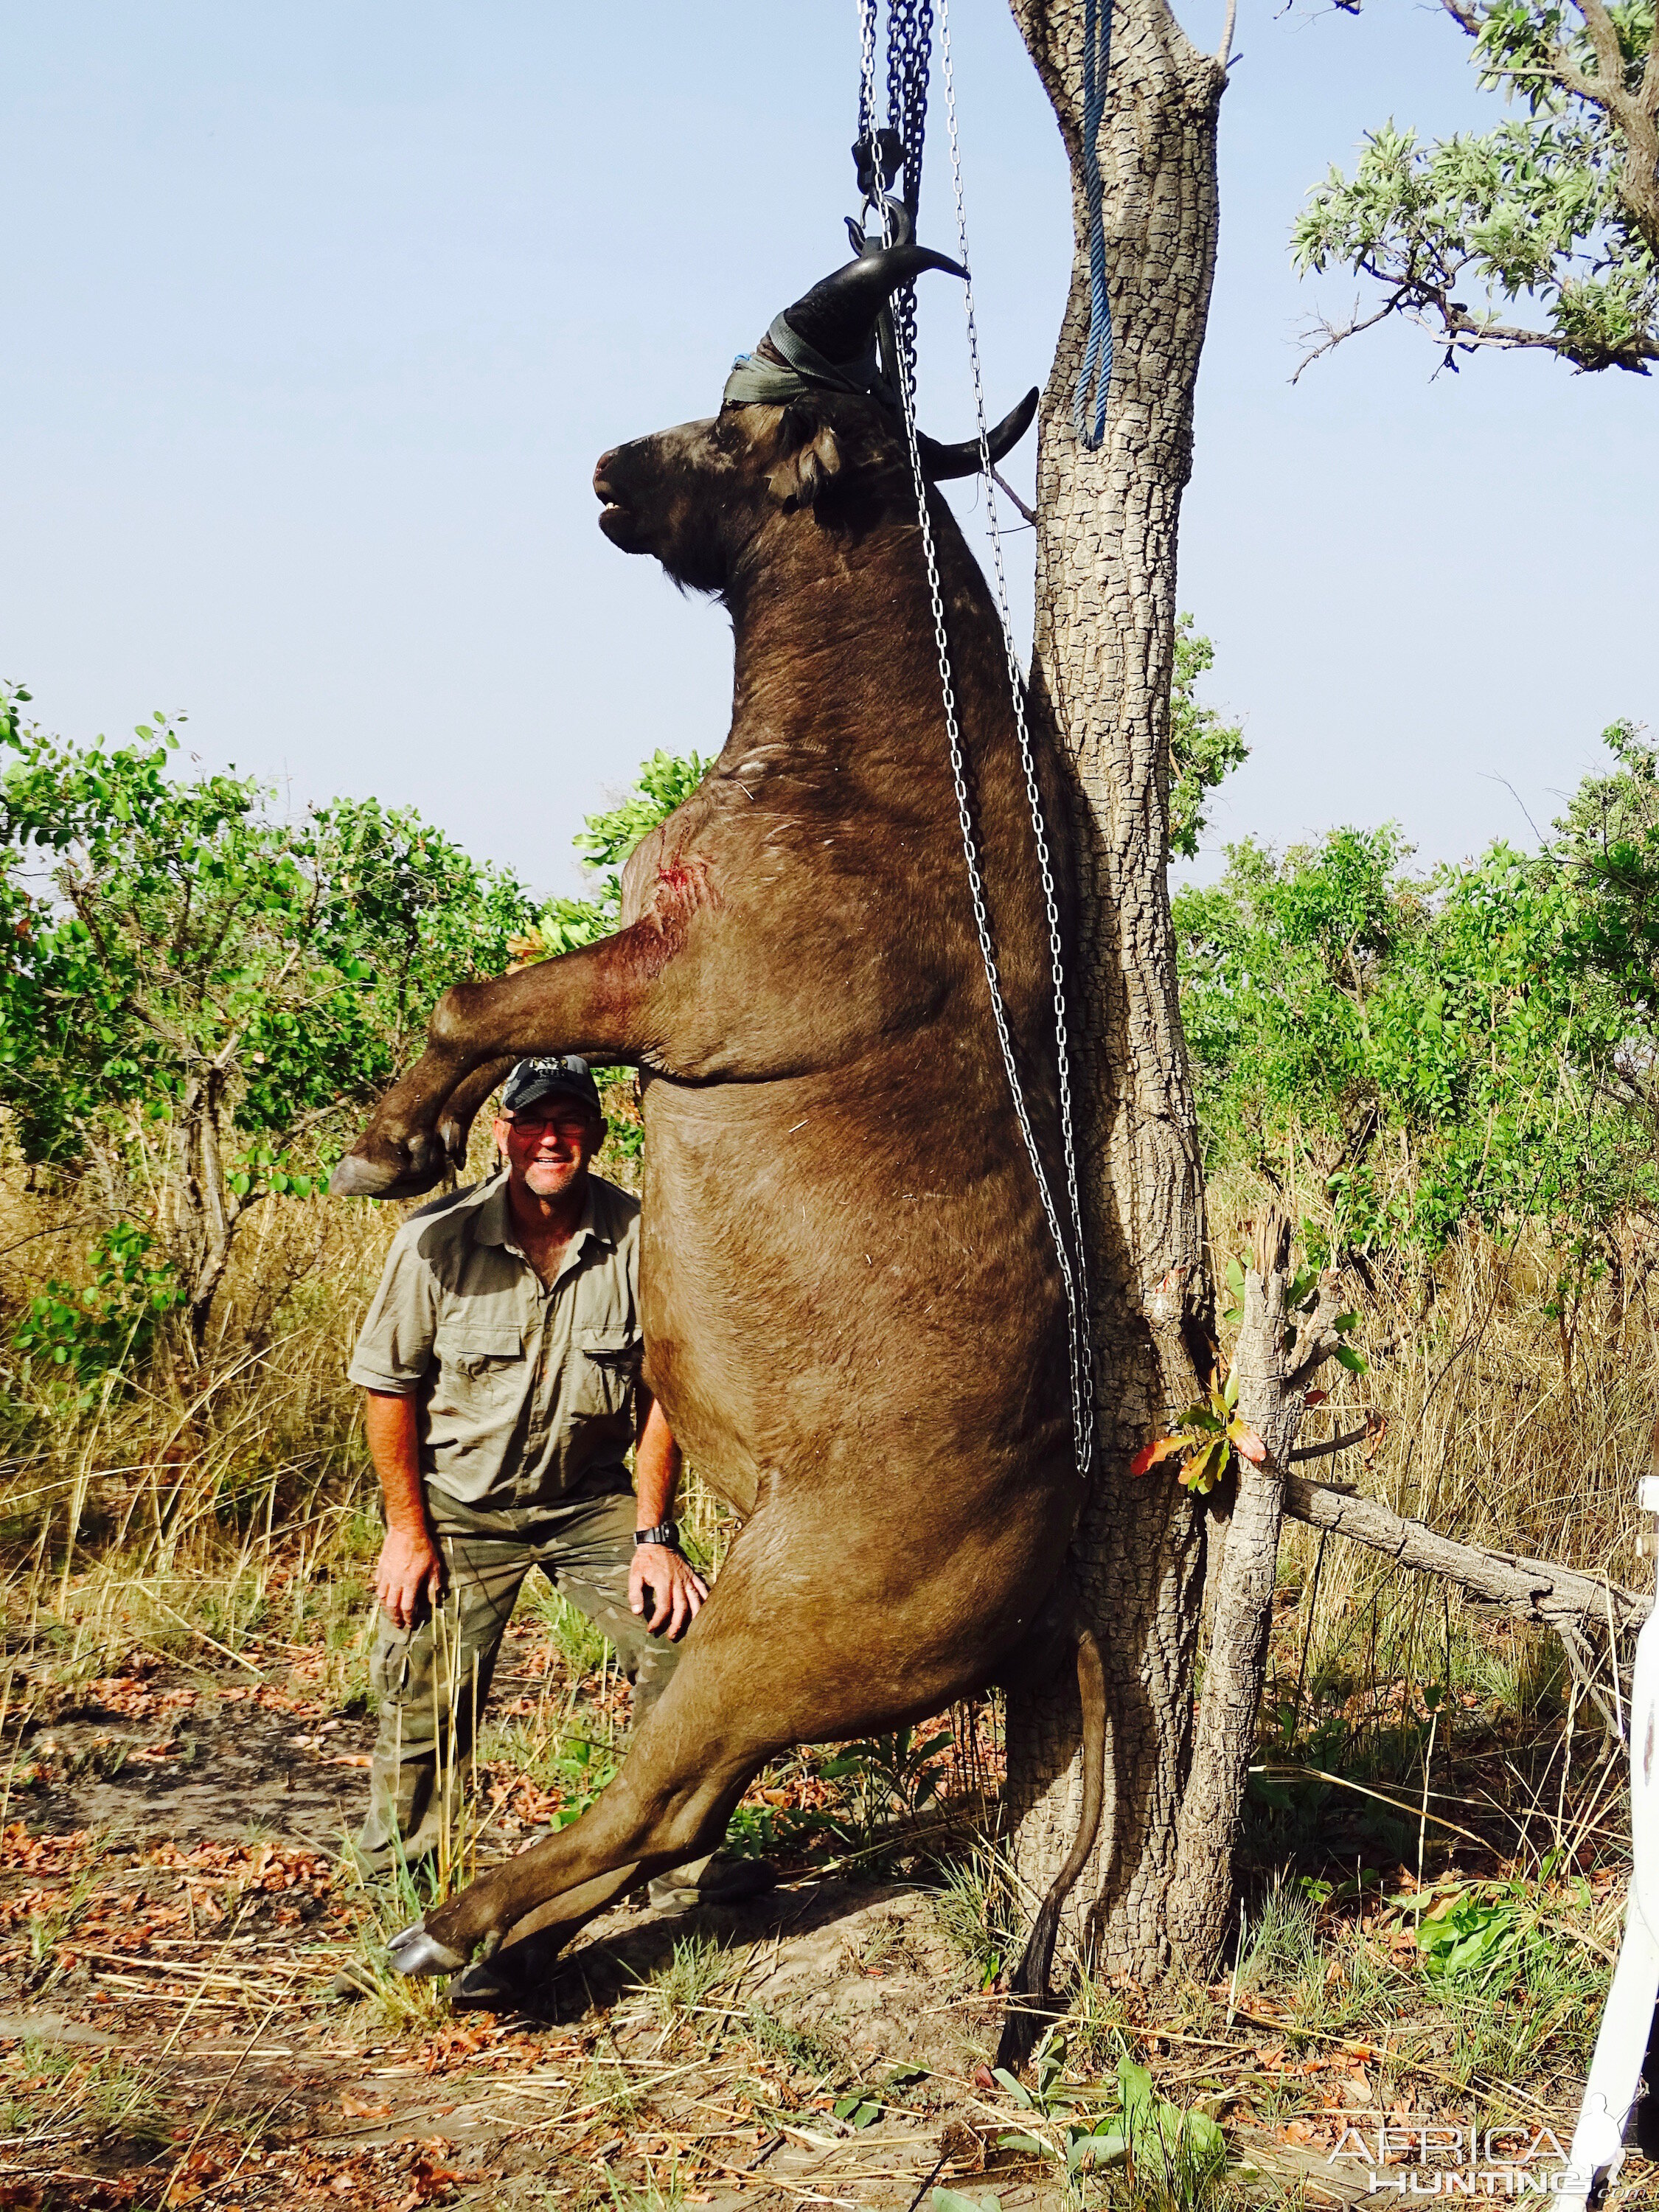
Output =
[
  {"x1": 569, "y1": 1325, "x2": 639, "y2": 1422},
  {"x1": 434, "y1": 1323, "x2": 526, "y2": 1409}
]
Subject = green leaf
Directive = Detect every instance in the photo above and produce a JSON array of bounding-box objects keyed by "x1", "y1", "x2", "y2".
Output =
[
  {"x1": 1067, "y1": 2129, "x2": 1127, "y2": 2173},
  {"x1": 816, "y1": 1753, "x2": 866, "y2": 1781},
  {"x1": 991, "y1": 2066, "x2": 1032, "y2": 2109},
  {"x1": 1334, "y1": 1343, "x2": 1368, "y2": 1373},
  {"x1": 833, "y1": 2094, "x2": 881, "y2": 2129}
]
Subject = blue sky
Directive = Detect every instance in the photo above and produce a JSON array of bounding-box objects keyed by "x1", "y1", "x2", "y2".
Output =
[{"x1": 3, "y1": 2, "x2": 1651, "y2": 898}]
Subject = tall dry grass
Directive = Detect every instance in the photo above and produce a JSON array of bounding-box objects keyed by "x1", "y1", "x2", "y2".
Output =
[
  {"x1": 0, "y1": 1169, "x2": 394, "y2": 1700},
  {"x1": 0, "y1": 1096, "x2": 757, "y2": 1719},
  {"x1": 1206, "y1": 1159, "x2": 1659, "y2": 1571},
  {"x1": 1204, "y1": 1163, "x2": 1659, "y2": 1834}
]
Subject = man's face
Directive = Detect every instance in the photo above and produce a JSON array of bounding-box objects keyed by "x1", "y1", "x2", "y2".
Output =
[{"x1": 493, "y1": 1098, "x2": 602, "y2": 1205}]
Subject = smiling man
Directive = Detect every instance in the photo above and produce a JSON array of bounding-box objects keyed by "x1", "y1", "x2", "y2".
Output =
[{"x1": 344, "y1": 1054, "x2": 763, "y2": 1907}]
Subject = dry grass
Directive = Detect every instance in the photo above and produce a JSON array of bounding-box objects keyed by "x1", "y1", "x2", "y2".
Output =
[{"x1": 1204, "y1": 1163, "x2": 1658, "y2": 1783}]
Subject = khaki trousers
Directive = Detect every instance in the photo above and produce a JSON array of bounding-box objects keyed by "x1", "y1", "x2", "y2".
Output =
[{"x1": 353, "y1": 1485, "x2": 682, "y2": 1876}]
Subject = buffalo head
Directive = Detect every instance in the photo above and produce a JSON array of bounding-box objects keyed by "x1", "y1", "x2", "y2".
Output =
[{"x1": 592, "y1": 244, "x2": 1037, "y2": 595}]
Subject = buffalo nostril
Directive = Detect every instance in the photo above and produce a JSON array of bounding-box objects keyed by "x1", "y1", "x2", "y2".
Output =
[{"x1": 594, "y1": 450, "x2": 619, "y2": 496}]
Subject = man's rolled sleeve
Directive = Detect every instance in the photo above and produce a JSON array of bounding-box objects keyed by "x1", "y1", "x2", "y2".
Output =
[{"x1": 347, "y1": 1230, "x2": 439, "y2": 1395}]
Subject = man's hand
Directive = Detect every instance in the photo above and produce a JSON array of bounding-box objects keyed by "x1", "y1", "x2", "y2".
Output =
[
  {"x1": 629, "y1": 1545, "x2": 708, "y2": 1639},
  {"x1": 375, "y1": 1525, "x2": 444, "y2": 1630}
]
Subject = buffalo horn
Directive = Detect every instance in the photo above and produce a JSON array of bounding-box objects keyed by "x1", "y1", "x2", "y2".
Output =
[
  {"x1": 781, "y1": 243, "x2": 967, "y2": 366},
  {"x1": 916, "y1": 386, "x2": 1040, "y2": 481}
]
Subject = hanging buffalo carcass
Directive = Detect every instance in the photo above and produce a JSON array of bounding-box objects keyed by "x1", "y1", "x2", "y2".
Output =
[{"x1": 331, "y1": 243, "x2": 1105, "y2": 2060}]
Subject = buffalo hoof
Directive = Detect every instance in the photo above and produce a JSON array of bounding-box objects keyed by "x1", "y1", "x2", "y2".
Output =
[
  {"x1": 448, "y1": 1957, "x2": 532, "y2": 2014},
  {"x1": 447, "y1": 1924, "x2": 563, "y2": 2011},
  {"x1": 329, "y1": 1133, "x2": 449, "y2": 1202},
  {"x1": 386, "y1": 1921, "x2": 467, "y2": 1978}
]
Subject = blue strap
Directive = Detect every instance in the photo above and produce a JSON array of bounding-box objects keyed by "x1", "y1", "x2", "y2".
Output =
[{"x1": 1071, "y1": 0, "x2": 1113, "y2": 451}]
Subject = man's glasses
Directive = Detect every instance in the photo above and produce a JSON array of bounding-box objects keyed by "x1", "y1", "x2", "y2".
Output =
[{"x1": 503, "y1": 1110, "x2": 594, "y2": 1140}]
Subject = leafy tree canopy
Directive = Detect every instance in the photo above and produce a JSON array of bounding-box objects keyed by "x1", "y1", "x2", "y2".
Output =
[
  {"x1": 531, "y1": 749, "x2": 713, "y2": 959},
  {"x1": 1293, "y1": 0, "x2": 1658, "y2": 373},
  {"x1": 0, "y1": 686, "x2": 535, "y2": 1343},
  {"x1": 1176, "y1": 723, "x2": 1659, "y2": 1271}
]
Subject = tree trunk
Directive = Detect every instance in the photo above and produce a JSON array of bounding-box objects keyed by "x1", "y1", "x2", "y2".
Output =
[
  {"x1": 164, "y1": 1068, "x2": 244, "y2": 1347},
  {"x1": 1164, "y1": 1215, "x2": 1346, "y2": 1964},
  {"x1": 1003, "y1": 0, "x2": 1227, "y2": 1979}
]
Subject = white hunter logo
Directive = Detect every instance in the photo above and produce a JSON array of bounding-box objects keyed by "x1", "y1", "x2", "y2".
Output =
[{"x1": 1329, "y1": 2124, "x2": 1576, "y2": 2196}]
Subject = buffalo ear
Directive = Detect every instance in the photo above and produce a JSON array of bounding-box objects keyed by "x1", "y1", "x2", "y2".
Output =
[{"x1": 768, "y1": 414, "x2": 844, "y2": 509}]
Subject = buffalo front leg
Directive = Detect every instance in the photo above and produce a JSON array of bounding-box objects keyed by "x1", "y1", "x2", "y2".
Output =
[{"x1": 330, "y1": 925, "x2": 668, "y2": 1200}]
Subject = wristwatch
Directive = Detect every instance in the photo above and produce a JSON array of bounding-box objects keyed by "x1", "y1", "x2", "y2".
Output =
[{"x1": 635, "y1": 1521, "x2": 681, "y2": 1551}]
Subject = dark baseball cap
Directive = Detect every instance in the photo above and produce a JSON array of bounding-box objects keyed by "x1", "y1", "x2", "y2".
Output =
[{"x1": 499, "y1": 1056, "x2": 603, "y2": 1119}]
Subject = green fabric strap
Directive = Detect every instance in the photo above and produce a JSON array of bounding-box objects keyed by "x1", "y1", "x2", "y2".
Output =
[{"x1": 722, "y1": 313, "x2": 889, "y2": 409}]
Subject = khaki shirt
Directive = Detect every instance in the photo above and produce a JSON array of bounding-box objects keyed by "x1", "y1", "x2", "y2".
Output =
[{"x1": 347, "y1": 1172, "x2": 642, "y2": 1512}]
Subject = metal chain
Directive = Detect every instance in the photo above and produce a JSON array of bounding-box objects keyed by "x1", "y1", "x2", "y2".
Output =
[
  {"x1": 886, "y1": 0, "x2": 933, "y2": 386},
  {"x1": 854, "y1": 0, "x2": 1094, "y2": 1477},
  {"x1": 936, "y1": 0, "x2": 1094, "y2": 1469},
  {"x1": 886, "y1": 0, "x2": 932, "y2": 214},
  {"x1": 890, "y1": 355, "x2": 1095, "y2": 1477},
  {"x1": 856, "y1": 0, "x2": 879, "y2": 150}
]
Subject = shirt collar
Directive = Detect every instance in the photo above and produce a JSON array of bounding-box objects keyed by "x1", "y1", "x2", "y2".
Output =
[{"x1": 472, "y1": 1172, "x2": 612, "y2": 1260}]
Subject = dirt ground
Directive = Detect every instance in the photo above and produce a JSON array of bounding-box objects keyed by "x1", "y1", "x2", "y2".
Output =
[
  {"x1": 0, "y1": 1632, "x2": 1062, "y2": 2212},
  {"x1": 0, "y1": 1635, "x2": 1596, "y2": 2212}
]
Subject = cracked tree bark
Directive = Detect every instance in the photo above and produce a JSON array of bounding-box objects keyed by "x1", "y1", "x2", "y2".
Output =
[{"x1": 1003, "y1": 0, "x2": 1228, "y2": 1978}]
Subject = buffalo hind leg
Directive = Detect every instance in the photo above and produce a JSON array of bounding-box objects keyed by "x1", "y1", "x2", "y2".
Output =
[
  {"x1": 332, "y1": 925, "x2": 670, "y2": 1200},
  {"x1": 385, "y1": 1587, "x2": 785, "y2": 1990},
  {"x1": 387, "y1": 1732, "x2": 759, "y2": 1990},
  {"x1": 385, "y1": 1539, "x2": 990, "y2": 2006},
  {"x1": 993, "y1": 1630, "x2": 1107, "y2": 2074}
]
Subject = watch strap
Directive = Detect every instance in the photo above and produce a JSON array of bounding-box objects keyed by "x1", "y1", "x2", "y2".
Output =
[{"x1": 635, "y1": 1521, "x2": 680, "y2": 1551}]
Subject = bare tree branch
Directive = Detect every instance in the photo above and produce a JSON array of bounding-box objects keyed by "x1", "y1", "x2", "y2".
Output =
[
  {"x1": 1282, "y1": 1472, "x2": 1650, "y2": 1638},
  {"x1": 1287, "y1": 1422, "x2": 1372, "y2": 1461}
]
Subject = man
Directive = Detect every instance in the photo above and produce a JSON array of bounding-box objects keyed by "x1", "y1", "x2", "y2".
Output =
[{"x1": 347, "y1": 1054, "x2": 763, "y2": 1907}]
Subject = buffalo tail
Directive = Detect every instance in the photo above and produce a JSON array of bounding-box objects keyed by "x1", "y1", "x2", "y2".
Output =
[{"x1": 993, "y1": 1627, "x2": 1106, "y2": 2075}]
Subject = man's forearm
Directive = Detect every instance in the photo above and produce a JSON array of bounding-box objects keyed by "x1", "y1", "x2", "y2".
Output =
[
  {"x1": 634, "y1": 1391, "x2": 684, "y2": 1529},
  {"x1": 364, "y1": 1390, "x2": 442, "y2": 1627},
  {"x1": 628, "y1": 1390, "x2": 703, "y2": 1636},
  {"x1": 364, "y1": 1391, "x2": 428, "y2": 1535}
]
